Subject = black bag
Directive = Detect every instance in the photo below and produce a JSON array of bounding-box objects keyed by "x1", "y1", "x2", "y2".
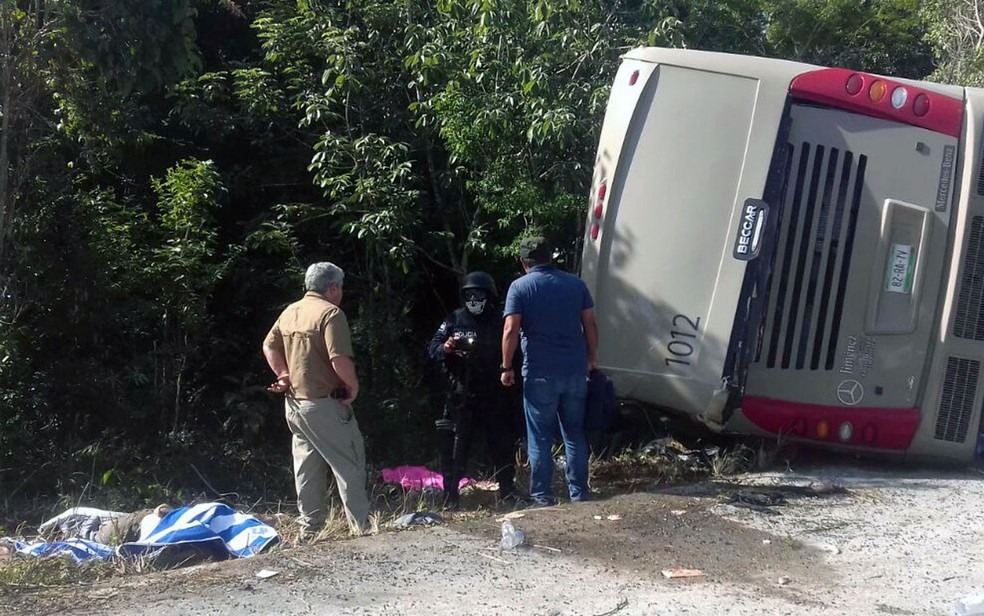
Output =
[{"x1": 584, "y1": 369, "x2": 617, "y2": 432}]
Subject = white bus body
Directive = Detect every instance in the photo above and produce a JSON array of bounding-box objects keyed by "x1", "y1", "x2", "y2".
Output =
[{"x1": 581, "y1": 47, "x2": 982, "y2": 462}]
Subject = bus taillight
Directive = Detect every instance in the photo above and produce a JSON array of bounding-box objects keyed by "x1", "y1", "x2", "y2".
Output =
[
  {"x1": 589, "y1": 182, "x2": 607, "y2": 240},
  {"x1": 845, "y1": 74, "x2": 863, "y2": 95},
  {"x1": 629, "y1": 70, "x2": 639, "y2": 86},
  {"x1": 790, "y1": 68, "x2": 963, "y2": 138},
  {"x1": 868, "y1": 80, "x2": 887, "y2": 103},
  {"x1": 890, "y1": 87, "x2": 908, "y2": 109},
  {"x1": 913, "y1": 94, "x2": 930, "y2": 117},
  {"x1": 742, "y1": 396, "x2": 919, "y2": 451}
]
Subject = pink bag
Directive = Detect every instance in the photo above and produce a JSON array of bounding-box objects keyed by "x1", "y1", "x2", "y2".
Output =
[{"x1": 380, "y1": 465, "x2": 474, "y2": 492}]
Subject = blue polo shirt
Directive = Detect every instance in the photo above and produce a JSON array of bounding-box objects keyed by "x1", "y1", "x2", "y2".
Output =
[{"x1": 504, "y1": 265, "x2": 594, "y2": 378}]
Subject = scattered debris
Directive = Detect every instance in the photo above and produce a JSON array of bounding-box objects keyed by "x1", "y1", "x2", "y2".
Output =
[
  {"x1": 712, "y1": 482, "x2": 850, "y2": 518},
  {"x1": 478, "y1": 552, "x2": 508, "y2": 564},
  {"x1": 462, "y1": 480, "x2": 499, "y2": 493},
  {"x1": 255, "y1": 569, "x2": 279, "y2": 580},
  {"x1": 762, "y1": 539, "x2": 772, "y2": 545},
  {"x1": 818, "y1": 543, "x2": 841, "y2": 555},
  {"x1": 500, "y1": 520, "x2": 525, "y2": 549},
  {"x1": 809, "y1": 481, "x2": 840, "y2": 495},
  {"x1": 87, "y1": 589, "x2": 118, "y2": 599},
  {"x1": 728, "y1": 489, "x2": 787, "y2": 513},
  {"x1": 533, "y1": 544, "x2": 562, "y2": 553},
  {"x1": 593, "y1": 514, "x2": 623, "y2": 521},
  {"x1": 777, "y1": 576, "x2": 790, "y2": 586},
  {"x1": 392, "y1": 512, "x2": 444, "y2": 528},
  {"x1": 494, "y1": 511, "x2": 526, "y2": 523},
  {"x1": 661, "y1": 568, "x2": 705, "y2": 579},
  {"x1": 592, "y1": 597, "x2": 629, "y2": 616},
  {"x1": 670, "y1": 510, "x2": 687, "y2": 516},
  {"x1": 641, "y1": 438, "x2": 720, "y2": 469}
]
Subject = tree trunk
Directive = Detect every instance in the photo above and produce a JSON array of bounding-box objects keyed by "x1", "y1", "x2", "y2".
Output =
[{"x1": 0, "y1": 6, "x2": 14, "y2": 263}]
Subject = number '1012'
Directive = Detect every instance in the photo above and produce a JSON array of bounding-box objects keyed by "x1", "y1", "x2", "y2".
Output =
[{"x1": 665, "y1": 314, "x2": 701, "y2": 367}]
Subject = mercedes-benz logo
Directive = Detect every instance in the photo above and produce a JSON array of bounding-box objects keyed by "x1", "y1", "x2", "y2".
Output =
[{"x1": 836, "y1": 380, "x2": 864, "y2": 406}]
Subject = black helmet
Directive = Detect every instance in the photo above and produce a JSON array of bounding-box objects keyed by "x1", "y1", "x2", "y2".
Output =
[{"x1": 460, "y1": 271, "x2": 497, "y2": 298}]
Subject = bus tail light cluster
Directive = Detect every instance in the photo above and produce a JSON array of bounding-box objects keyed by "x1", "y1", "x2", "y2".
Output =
[
  {"x1": 589, "y1": 181, "x2": 607, "y2": 241},
  {"x1": 790, "y1": 68, "x2": 963, "y2": 138},
  {"x1": 741, "y1": 396, "x2": 919, "y2": 451}
]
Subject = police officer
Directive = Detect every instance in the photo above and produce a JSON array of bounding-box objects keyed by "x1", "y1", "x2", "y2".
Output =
[{"x1": 428, "y1": 272, "x2": 518, "y2": 509}]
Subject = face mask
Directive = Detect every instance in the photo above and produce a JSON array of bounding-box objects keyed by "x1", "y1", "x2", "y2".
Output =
[
  {"x1": 463, "y1": 289, "x2": 488, "y2": 315},
  {"x1": 465, "y1": 299, "x2": 486, "y2": 315}
]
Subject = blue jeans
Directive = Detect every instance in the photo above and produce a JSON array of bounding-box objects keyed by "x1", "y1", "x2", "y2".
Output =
[{"x1": 523, "y1": 374, "x2": 589, "y2": 502}]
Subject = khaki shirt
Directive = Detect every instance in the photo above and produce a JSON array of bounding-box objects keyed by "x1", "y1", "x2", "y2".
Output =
[{"x1": 263, "y1": 292, "x2": 354, "y2": 399}]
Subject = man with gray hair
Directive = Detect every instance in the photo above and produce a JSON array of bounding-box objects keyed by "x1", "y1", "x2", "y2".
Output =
[{"x1": 262, "y1": 262, "x2": 370, "y2": 537}]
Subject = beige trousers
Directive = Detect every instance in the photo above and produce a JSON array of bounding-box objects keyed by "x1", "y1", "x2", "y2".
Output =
[{"x1": 285, "y1": 396, "x2": 370, "y2": 533}]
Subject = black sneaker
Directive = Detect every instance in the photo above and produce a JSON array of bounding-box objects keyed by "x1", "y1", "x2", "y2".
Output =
[
  {"x1": 497, "y1": 493, "x2": 530, "y2": 510},
  {"x1": 526, "y1": 496, "x2": 558, "y2": 509}
]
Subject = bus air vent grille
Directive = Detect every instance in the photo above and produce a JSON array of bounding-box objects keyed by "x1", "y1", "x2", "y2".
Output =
[
  {"x1": 935, "y1": 356, "x2": 979, "y2": 443},
  {"x1": 757, "y1": 142, "x2": 866, "y2": 370},
  {"x1": 954, "y1": 216, "x2": 984, "y2": 341},
  {"x1": 977, "y1": 135, "x2": 984, "y2": 195}
]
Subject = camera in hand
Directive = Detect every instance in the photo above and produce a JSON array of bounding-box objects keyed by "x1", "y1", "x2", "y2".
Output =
[{"x1": 452, "y1": 332, "x2": 477, "y2": 356}]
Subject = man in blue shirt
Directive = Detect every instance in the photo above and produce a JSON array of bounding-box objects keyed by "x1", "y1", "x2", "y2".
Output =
[{"x1": 500, "y1": 237, "x2": 599, "y2": 506}]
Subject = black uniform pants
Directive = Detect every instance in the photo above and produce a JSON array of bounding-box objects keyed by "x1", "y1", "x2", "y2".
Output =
[{"x1": 438, "y1": 395, "x2": 516, "y2": 501}]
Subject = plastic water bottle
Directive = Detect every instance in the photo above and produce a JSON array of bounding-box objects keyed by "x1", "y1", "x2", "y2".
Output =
[
  {"x1": 500, "y1": 520, "x2": 525, "y2": 549},
  {"x1": 955, "y1": 594, "x2": 984, "y2": 615}
]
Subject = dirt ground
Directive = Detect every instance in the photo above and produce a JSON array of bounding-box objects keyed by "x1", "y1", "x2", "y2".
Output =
[{"x1": 4, "y1": 460, "x2": 984, "y2": 616}]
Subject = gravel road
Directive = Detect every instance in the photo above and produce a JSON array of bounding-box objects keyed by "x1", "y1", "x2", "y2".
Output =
[{"x1": 11, "y1": 460, "x2": 984, "y2": 616}]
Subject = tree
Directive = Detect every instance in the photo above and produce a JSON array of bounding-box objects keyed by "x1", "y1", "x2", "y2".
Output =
[
  {"x1": 922, "y1": 0, "x2": 984, "y2": 85},
  {"x1": 0, "y1": 1, "x2": 56, "y2": 266},
  {"x1": 764, "y1": 0, "x2": 935, "y2": 78}
]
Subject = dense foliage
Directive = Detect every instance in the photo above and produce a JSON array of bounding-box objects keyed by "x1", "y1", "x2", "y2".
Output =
[{"x1": 0, "y1": 0, "x2": 971, "y2": 509}]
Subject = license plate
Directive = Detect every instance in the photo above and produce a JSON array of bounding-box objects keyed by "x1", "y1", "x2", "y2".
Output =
[{"x1": 885, "y1": 244, "x2": 914, "y2": 294}]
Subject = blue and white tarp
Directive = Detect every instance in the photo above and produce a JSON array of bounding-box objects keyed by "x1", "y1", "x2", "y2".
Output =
[
  {"x1": 118, "y1": 502, "x2": 279, "y2": 559},
  {"x1": 12, "y1": 502, "x2": 279, "y2": 564},
  {"x1": 12, "y1": 538, "x2": 115, "y2": 563}
]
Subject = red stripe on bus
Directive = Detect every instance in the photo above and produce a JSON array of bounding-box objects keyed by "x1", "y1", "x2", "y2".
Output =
[
  {"x1": 742, "y1": 395, "x2": 920, "y2": 450},
  {"x1": 790, "y1": 68, "x2": 963, "y2": 138}
]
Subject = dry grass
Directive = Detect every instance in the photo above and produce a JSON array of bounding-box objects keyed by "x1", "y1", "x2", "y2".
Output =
[
  {"x1": 0, "y1": 549, "x2": 163, "y2": 589},
  {"x1": 710, "y1": 443, "x2": 758, "y2": 478},
  {"x1": 589, "y1": 439, "x2": 711, "y2": 488},
  {"x1": 588, "y1": 437, "x2": 774, "y2": 490},
  {"x1": 264, "y1": 477, "x2": 483, "y2": 547}
]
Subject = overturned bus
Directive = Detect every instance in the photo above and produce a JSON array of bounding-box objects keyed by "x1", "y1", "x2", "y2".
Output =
[{"x1": 580, "y1": 47, "x2": 983, "y2": 463}]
